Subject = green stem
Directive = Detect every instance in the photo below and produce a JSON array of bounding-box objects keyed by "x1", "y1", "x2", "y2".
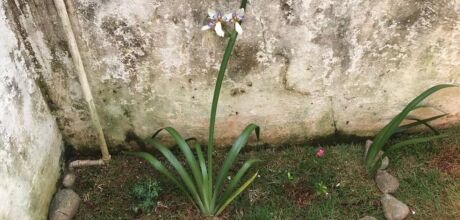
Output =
[
  {"x1": 207, "y1": 0, "x2": 248, "y2": 207},
  {"x1": 207, "y1": 31, "x2": 238, "y2": 193},
  {"x1": 240, "y1": 0, "x2": 248, "y2": 10}
]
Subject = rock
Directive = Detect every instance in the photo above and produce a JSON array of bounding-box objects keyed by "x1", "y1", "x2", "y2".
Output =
[
  {"x1": 364, "y1": 140, "x2": 373, "y2": 159},
  {"x1": 375, "y1": 170, "x2": 399, "y2": 194},
  {"x1": 49, "y1": 189, "x2": 81, "y2": 220},
  {"x1": 364, "y1": 140, "x2": 389, "y2": 170},
  {"x1": 62, "y1": 173, "x2": 76, "y2": 188},
  {"x1": 377, "y1": 150, "x2": 384, "y2": 159},
  {"x1": 381, "y1": 194, "x2": 410, "y2": 220},
  {"x1": 359, "y1": 216, "x2": 378, "y2": 220},
  {"x1": 380, "y1": 156, "x2": 390, "y2": 170}
]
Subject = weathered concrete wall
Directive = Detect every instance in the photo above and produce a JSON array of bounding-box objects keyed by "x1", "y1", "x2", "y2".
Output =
[
  {"x1": 35, "y1": 0, "x2": 460, "y2": 150},
  {"x1": 0, "y1": 1, "x2": 64, "y2": 219}
]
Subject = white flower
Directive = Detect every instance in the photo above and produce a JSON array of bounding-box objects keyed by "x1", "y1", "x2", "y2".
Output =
[
  {"x1": 224, "y1": 8, "x2": 245, "y2": 35},
  {"x1": 215, "y1": 22, "x2": 225, "y2": 37},
  {"x1": 202, "y1": 9, "x2": 225, "y2": 37}
]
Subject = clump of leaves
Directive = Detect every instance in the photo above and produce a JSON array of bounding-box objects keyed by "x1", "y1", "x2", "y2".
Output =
[
  {"x1": 314, "y1": 182, "x2": 329, "y2": 196},
  {"x1": 287, "y1": 172, "x2": 294, "y2": 181},
  {"x1": 131, "y1": 178, "x2": 162, "y2": 213},
  {"x1": 126, "y1": 0, "x2": 260, "y2": 216},
  {"x1": 365, "y1": 84, "x2": 458, "y2": 176}
]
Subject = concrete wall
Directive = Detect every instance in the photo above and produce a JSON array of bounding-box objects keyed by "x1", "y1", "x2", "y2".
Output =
[
  {"x1": 0, "y1": 1, "x2": 63, "y2": 219},
  {"x1": 0, "y1": 0, "x2": 457, "y2": 217},
  {"x1": 13, "y1": 0, "x2": 460, "y2": 151}
]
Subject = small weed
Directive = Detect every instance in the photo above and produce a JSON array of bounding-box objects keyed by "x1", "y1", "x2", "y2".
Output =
[
  {"x1": 131, "y1": 178, "x2": 162, "y2": 214},
  {"x1": 314, "y1": 182, "x2": 329, "y2": 196},
  {"x1": 287, "y1": 172, "x2": 294, "y2": 181}
]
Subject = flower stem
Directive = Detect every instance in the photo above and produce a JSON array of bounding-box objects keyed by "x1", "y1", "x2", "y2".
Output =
[
  {"x1": 207, "y1": 0, "x2": 249, "y2": 203},
  {"x1": 207, "y1": 30, "x2": 238, "y2": 192}
]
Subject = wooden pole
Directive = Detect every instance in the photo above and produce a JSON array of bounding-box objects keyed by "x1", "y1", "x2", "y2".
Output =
[{"x1": 53, "y1": 0, "x2": 111, "y2": 161}]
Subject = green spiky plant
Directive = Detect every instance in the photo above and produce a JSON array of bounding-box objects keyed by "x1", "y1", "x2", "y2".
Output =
[
  {"x1": 126, "y1": 0, "x2": 260, "y2": 216},
  {"x1": 364, "y1": 84, "x2": 458, "y2": 176}
]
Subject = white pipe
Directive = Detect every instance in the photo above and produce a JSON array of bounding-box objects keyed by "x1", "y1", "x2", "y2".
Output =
[
  {"x1": 53, "y1": 0, "x2": 111, "y2": 161},
  {"x1": 69, "y1": 159, "x2": 105, "y2": 171}
]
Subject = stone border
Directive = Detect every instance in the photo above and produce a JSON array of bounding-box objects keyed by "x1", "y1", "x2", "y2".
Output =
[
  {"x1": 361, "y1": 140, "x2": 410, "y2": 220},
  {"x1": 48, "y1": 173, "x2": 80, "y2": 220}
]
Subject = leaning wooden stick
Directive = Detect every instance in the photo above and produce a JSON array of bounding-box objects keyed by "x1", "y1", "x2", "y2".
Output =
[{"x1": 53, "y1": 0, "x2": 111, "y2": 162}]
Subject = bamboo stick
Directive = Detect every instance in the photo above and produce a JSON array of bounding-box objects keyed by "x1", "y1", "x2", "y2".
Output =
[{"x1": 53, "y1": 0, "x2": 111, "y2": 161}]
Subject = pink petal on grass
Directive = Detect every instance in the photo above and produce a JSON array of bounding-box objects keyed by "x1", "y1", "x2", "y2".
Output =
[{"x1": 316, "y1": 147, "x2": 325, "y2": 157}]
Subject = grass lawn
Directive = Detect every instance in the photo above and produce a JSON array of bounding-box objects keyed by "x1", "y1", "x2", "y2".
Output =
[{"x1": 73, "y1": 128, "x2": 459, "y2": 219}]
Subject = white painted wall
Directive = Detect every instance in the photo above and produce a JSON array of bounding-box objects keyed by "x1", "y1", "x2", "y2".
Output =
[{"x1": 0, "y1": 3, "x2": 63, "y2": 219}]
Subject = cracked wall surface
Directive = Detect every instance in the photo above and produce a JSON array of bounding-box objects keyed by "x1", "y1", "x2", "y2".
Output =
[
  {"x1": 20, "y1": 0, "x2": 460, "y2": 150},
  {"x1": 0, "y1": 1, "x2": 64, "y2": 219}
]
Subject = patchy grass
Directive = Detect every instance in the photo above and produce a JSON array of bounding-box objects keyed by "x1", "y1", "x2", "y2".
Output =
[
  {"x1": 74, "y1": 128, "x2": 460, "y2": 219},
  {"x1": 386, "y1": 128, "x2": 460, "y2": 219}
]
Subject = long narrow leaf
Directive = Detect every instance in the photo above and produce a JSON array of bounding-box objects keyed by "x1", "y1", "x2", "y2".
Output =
[
  {"x1": 185, "y1": 137, "x2": 198, "y2": 143},
  {"x1": 145, "y1": 138, "x2": 205, "y2": 212},
  {"x1": 394, "y1": 114, "x2": 447, "y2": 134},
  {"x1": 148, "y1": 128, "x2": 203, "y2": 191},
  {"x1": 369, "y1": 134, "x2": 448, "y2": 174},
  {"x1": 151, "y1": 127, "x2": 164, "y2": 139},
  {"x1": 384, "y1": 134, "x2": 448, "y2": 156},
  {"x1": 207, "y1": 30, "x2": 239, "y2": 188},
  {"x1": 192, "y1": 141, "x2": 211, "y2": 211},
  {"x1": 368, "y1": 157, "x2": 383, "y2": 177},
  {"x1": 192, "y1": 142, "x2": 208, "y2": 183},
  {"x1": 215, "y1": 172, "x2": 258, "y2": 216},
  {"x1": 212, "y1": 124, "x2": 260, "y2": 205},
  {"x1": 401, "y1": 117, "x2": 440, "y2": 135},
  {"x1": 217, "y1": 159, "x2": 261, "y2": 207},
  {"x1": 123, "y1": 152, "x2": 194, "y2": 203},
  {"x1": 165, "y1": 128, "x2": 202, "y2": 185},
  {"x1": 365, "y1": 84, "x2": 456, "y2": 170},
  {"x1": 412, "y1": 105, "x2": 447, "y2": 113}
]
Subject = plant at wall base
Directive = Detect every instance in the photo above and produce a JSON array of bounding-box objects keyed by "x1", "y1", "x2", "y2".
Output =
[
  {"x1": 126, "y1": 0, "x2": 260, "y2": 216},
  {"x1": 364, "y1": 84, "x2": 458, "y2": 176}
]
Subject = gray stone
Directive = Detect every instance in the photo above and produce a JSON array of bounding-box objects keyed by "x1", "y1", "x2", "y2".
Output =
[
  {"x1": 364, "y1": 140, "x2": 389, "y2": 170},
  {"x1": 381, "y1": 194, "x2": 410, "y2": 220},
  {"x1": 62, "y1": 173, "x2": 76, "y2": 188},
  {"x1": 380, "y1": 156, "x2": 390, "y2": 170},
  {"x1": 375, "y1": 170, "x2": 399, "y2": 194},
  {"x1": 364, "y1": 140, "x2": 373, "y2": 159},
  {"x1": 49, "y1": 189, "x2": 81, "y2": 220},
  {"x1": 359, "y1": 216, "x2": 377, "y2": 220}
]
